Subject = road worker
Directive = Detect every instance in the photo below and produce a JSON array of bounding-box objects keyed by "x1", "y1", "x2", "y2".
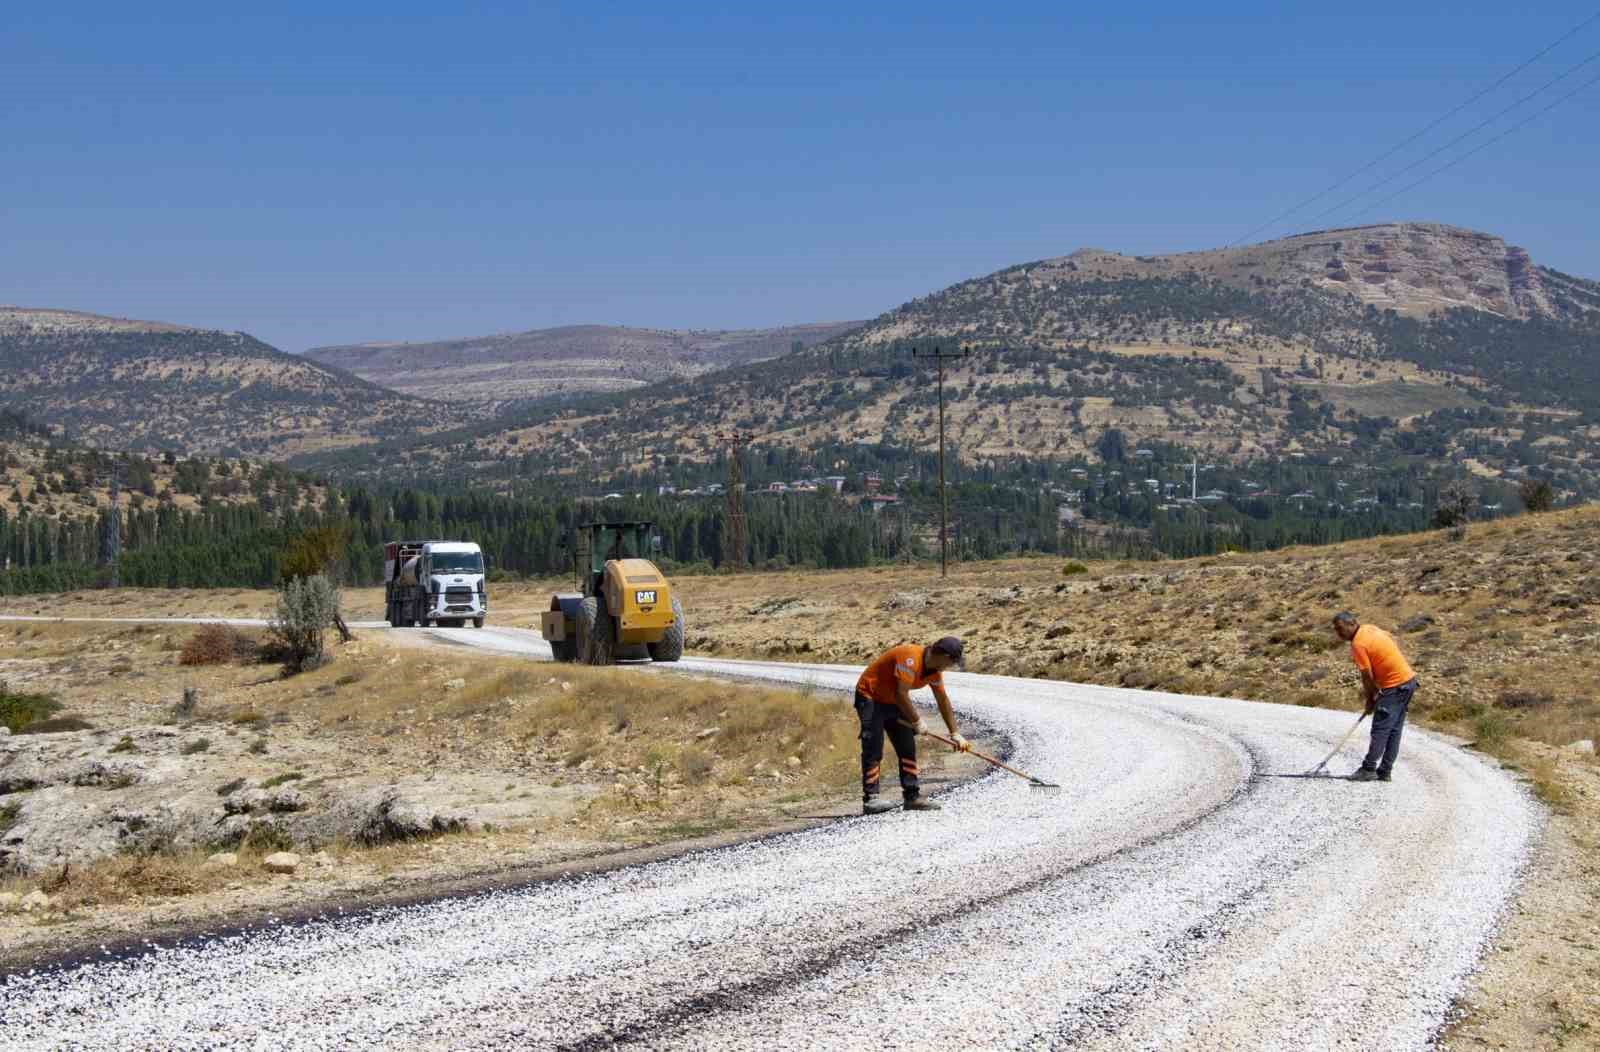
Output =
[
  {"x1": 854, "y1": 636, "x2": 970, "y2": 814},
  {"x1": 1332, "y1": 612, "x2": 1420, "y2": 782}
]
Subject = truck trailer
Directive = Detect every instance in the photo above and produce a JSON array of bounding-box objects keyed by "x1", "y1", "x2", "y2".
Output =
[{"x1": 384, "y1": 540, "x2": 488, "y2": 628}]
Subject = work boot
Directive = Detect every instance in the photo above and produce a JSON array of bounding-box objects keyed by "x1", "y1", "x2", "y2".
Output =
[
  {"x1": 903, "y1": 796, "x2": 942, "y2": 811},
  {"x1": 863, "y1": 797, "x2": 897, "y2": 815},
  {"x1": 1349, "y1": 768, "x2": 1380, "y2": 782},
  {"x1": 1377, "y1": 770, "x2": 1393, "y2": 783}
]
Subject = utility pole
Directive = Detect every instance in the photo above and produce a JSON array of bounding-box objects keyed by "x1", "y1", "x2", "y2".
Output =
[
  {"x1": 718, "y1": 431, "x2": 750, "y2": 571},
  {"x1": 99, "y1": 460, "x2": 122, "y2": 588},
  {"x1": 912, "y1": 344, "x2": 969, "y2": 577},
  {"x1": 1191, "y1": 458, "x2": 1199, "y2": 501}
]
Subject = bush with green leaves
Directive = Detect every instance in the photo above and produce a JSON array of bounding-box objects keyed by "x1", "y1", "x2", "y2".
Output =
[
  {"x1": 0, "y1": 681, "x2": 61, "y2": 733},
  {"x1": 1432, "y1": 481, "x2": 1475, "y2": 530},
  {"x1": 1518, "y1": 478, "x2": 1555, "y2": 513},
  {"x1": 268, "y1": 573, "x2": 340, "y2": 674}
]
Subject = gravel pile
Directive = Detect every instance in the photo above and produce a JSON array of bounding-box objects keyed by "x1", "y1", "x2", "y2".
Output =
[{"x1": 0, "y1": 628, "x2": 1539, "y2": 1050}]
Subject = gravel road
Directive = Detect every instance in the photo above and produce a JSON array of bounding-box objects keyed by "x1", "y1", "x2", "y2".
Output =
[{"x1": 0, "y1": 624, "x2": 1538, "y2": 1050}]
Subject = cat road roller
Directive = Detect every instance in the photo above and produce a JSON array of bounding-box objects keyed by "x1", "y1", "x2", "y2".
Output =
[{"x1": 541, "y1": 521, "x2": 684, "y2": 665}]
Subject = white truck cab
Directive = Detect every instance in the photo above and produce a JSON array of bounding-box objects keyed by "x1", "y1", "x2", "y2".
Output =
[{"x1": 416, "y1": 541, "x2": 487, "y2": 627}]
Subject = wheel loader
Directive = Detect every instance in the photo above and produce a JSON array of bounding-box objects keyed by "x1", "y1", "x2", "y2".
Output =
[{"x1": 541, "y1": 521, "x2": 684, "y2": 665}]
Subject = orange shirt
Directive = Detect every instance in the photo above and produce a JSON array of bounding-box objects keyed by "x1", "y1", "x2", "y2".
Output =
[
  {"x1": 1350, "y1": 624, "x2": 1415, "y2": 690},
  {"x1": 857, "y1": 644, "x2": 942, "y2": 704}
]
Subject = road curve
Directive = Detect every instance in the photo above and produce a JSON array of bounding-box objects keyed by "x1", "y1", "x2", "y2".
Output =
[{"x1": 0, "y1": 625, "x2": 1538, "y2": 1050}]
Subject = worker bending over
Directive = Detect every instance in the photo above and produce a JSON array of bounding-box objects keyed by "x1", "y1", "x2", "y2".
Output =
[
  {"x1": 854, "y1": 637, "x2": 970, "y2": 814},
  {"x1": 1332, "y1": 611, "x2": 1420, "y2": 782}
]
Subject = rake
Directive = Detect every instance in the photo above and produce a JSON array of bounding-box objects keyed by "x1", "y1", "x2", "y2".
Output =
[
  {"x1": 1305, "y1": 712, "x2": 1367, "y2": 778},
  {"x1": 920, "y1": 729, "x2": 1062, "y2": 791}
]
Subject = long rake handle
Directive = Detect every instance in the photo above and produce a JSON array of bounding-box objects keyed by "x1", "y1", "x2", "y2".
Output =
[
  {"x1": 920, "y1": 729, "x2": 1055, "y2": 786},
  {"x1": 1313, "y1": 713, "x2": 1368, "y2": 771}
]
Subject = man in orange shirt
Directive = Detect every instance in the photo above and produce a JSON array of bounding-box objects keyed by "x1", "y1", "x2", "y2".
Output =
[
  {"x1": 854, "y1": 637, "x2": 970, "y2": 814},
  {"x1": 1333, "y1": 612, "x2": 1420, "y2": 783}
]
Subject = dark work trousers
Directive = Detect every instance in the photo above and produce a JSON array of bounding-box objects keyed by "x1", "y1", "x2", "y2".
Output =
[
  {"x1": 1361, "y1": 678, "x2": 1419, "y2": 775},
  {"x1": 854, "y1": 691, "x2": 920, "y2": 801}
]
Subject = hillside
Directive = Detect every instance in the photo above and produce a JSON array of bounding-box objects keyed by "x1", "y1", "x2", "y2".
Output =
[
  {"x1": 304, "y1": 321, "x2": 863, "y2": 405},
  {"x1": 0, "y1": 308, "x2": 473, "y2": 458},
  {"x1": 302, "y1": 223, "x2": 1600, "y2": 499}
]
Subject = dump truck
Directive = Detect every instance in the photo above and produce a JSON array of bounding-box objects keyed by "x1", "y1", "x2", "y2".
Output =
[
  {"x1": 384, "y1": 540, "x2": 488, "y2": 628},
  {"x1": 542, "y1": 521, "x2": 683, "y2": 664}
]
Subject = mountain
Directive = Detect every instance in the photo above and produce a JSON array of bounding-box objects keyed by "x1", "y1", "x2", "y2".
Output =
[
  {"x1": 303, "y1": 321, "x2": 864, "y2": 405},
  {"x1": 297, "y1": 223, "x2": 1600, "y2": 494},
  {"x1": 0, "y1": 308, "x2": 474, "y2": 458}
]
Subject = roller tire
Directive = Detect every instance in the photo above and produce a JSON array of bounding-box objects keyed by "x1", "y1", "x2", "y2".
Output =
[
  {"x1": 551, "y1": 636, "x2": 577, "y2": 662},
  {"x1": 578, "y1": 596, "x2": 615, "y2": 666},
  {"x1": 648, "y1": 597, "x2": 685, "y2": 663}
]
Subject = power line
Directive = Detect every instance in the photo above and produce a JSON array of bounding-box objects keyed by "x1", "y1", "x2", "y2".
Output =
[
  {"x1": 1345, "y1": 69, "x2": 1600, "y2": 222},
  {"x1": 1306, "y1": 47, "x2": 1600, "y2": 226},
  {"x1": 1226, "y1": 10, "x2": 1600, "y2": 246}
]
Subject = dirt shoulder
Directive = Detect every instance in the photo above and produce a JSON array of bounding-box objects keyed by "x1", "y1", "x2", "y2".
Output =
[
  {"x1": 1441, "y1": 743, "x2": 1600, "y2": 1050},
  {"x1": 1, "y1": 622, "x2": 991, "y2": 970}
]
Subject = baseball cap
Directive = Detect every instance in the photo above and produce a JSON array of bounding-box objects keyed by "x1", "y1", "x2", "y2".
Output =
[{"x1": 931, "y1": 636, "x2": 964, "y2": 667}]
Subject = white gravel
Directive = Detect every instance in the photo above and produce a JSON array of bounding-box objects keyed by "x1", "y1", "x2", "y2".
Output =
[{"x1": 0, "y1": 625, "x2": 1539, "y2": 1050}]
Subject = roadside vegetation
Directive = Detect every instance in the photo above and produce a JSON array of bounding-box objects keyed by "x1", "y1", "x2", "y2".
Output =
[{"x1": 1, "y1": 623, "x2": 978, "y2": 966}]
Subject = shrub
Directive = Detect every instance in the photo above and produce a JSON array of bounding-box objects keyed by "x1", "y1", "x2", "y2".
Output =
[
  {"x1": 180, "y1": 738, "x2": 211, "y2": 755},
  {"x1": 261, "y1": 771, "x2": 304, "y2": 788},
  {"x1": 171, "y1": 687, "x2": 201, "y2": 721},
  {"x1": 17, "y1": 715, "x2": 93, "y2": 734},
  {"x1": 679, "y1": 747, "x2": 715, "y2": 785},
  {"x1": 1062, "y1": 561, "x2": 1089, "y2": 576},
  {"x1": 1432, "y1": 481, "x2": 1475, "y2": 529},
  {"x1": 268, "y1": 574, "x2": 339, "y2": 675},
  {"x1": 1518, "y1": 479, "x2": 1555, "y2": 513},
  {"x1": 179, "y1": 624, "x2": 246, "y2": 666},
  {"x1": 0, "y1": 681, "x2": 61, "y2": 733},
  {"x1": 217, "y1": 777, "x2": 247, "y2": 796},
  {"x1": 1495, "y1": 690, "x2": 1555, "y2": 710},
  {"x1": 1471, "y1": 711, "x2": 1510, "y2": 749}
]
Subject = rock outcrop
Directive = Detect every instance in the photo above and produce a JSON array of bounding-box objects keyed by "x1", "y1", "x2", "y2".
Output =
[{"x1": 1048, "y1": 223, "x2": 1569, "y2": 321}]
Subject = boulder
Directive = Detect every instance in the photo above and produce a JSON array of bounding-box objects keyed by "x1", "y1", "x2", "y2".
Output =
[
  {"x1": 223, "y1": 788, "x2": 272, "y2": 816},
  {"x1": 262, "y1": 851, "x2": 300, "y2": 874},
  {"x1": 1566, "y1": 739, "x2": 1596, "y2": 756},
  {"x1": 0, "y1": 891, "x2": 18, "y2": 910},
  {"x1": 204, "y1": 851, "x2": 238, "y2": 869},
  {"x1": 696, "y1": 727, "x2": 720, "y2": 740},
  {"x1": 443, "y1": 678, "x2": 466, "y2": 692},
  {"x1": 67, "y1": 759, "x2": 149, "y2": 788},
  {"x1": 304, "y1": 786, "x2": 470, "y2": 846},
  {"x1": 20, "y1": 889, "x2": 50, "y2": 912},
  {"x1": 267, "y1": 788, "x2": 309, "y2": 813}
]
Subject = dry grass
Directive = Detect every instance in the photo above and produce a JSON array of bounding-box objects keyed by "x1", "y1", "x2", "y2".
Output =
[
  {"x1": 1, "y1": 846, "x2": 290, "y2": 915},
  {"x1": 301, "y1": 652, "x2": 861, "y2": 803},
  {"x1": 178, "y1": 624, "x2": 256, "y2": 666}
]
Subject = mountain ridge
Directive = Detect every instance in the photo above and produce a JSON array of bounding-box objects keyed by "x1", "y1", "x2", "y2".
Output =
[
  {"x1": 0, "y1": 307, "x2": 469, "y2": 458},
  {"x1": 295, "y1": 222, "x2": 1600, "y2": 494},
  {"x1": 303, "y1": 320, "x2": 865, "y2": 405}
]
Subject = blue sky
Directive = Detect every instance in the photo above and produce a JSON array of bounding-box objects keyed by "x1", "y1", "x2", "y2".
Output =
[{"x1": 4, "y1": 3, "x2": 1597, "y2": 351}]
